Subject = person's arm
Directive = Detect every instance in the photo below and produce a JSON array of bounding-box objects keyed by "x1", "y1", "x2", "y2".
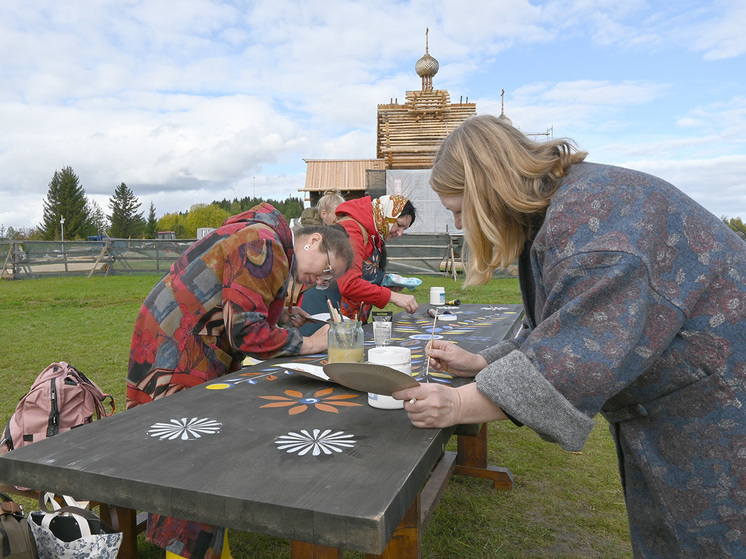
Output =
[
  {"x1": 477, "y1": 251, "x2": 685, "y2": 451},
  {"x1": 223, "y1": 237, "x2": 303, "y2": 358},
  {"x1": 298, "y1": 324, "x2": 330, "y2": 354}
]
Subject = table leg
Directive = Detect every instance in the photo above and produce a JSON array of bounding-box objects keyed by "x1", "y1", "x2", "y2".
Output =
[
  {"x1": 98, "y1": 504, "x2": 139, "y2": 559},
  {"x1": 290, "y1": 541, "x2": 342, "y2": 558},
  {"x1": 454, "y1": 423, "x2": 514, "y2": 490},
  {"x1": 365, "y1": 494, "x2": 420, "y2": 559}
]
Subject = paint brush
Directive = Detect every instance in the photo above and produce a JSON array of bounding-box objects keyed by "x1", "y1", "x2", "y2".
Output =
[
  {"x1": 325, "y1": 296, "x2": 338, "y2": 322},
  {"x1": 424, "y1": 308, "x2": 438, "y2": 382}
]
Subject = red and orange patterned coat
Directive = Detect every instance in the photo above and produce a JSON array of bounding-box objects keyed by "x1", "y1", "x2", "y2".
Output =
[
  {"x1": 126, "y1": 203, "x2": 302, "y2": 556},
  {"x1": 127, "y1": 203, "x2": 301, "y2": 408}
]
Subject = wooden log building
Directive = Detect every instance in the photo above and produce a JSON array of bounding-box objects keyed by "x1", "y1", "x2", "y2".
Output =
[{"x1": 300, "y1": 30, "x2": 477, "y2": 206}]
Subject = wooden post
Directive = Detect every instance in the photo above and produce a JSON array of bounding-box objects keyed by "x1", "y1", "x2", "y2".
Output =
[
  {"x1": 1, "y1": 244, "x2": 12, "y2": 279},
  {"x1": 97, "y1": 505, "x2": 140, "y2": 559},
  {"x1": 454, "y1": 424, "x2": 514, "y2": 490},
  {"x1": 290, "y1": 541, "x2": 342, "y2": 558},
  {"x1": 366, "y1": 494, "x2": 421, "y2": 559},
  {"x1": 88, "y1": 241, "x2": 111, "y2": 278}
]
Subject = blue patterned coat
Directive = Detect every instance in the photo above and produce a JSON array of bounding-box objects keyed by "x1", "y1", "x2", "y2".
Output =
[{"x1": 476, "y1": 162, "x2": 746, "y2": 558}]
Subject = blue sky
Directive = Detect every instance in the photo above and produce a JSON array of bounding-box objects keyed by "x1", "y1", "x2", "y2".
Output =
[{"x1": 1, "y1": 0, "x2": 745, "y2": 230}]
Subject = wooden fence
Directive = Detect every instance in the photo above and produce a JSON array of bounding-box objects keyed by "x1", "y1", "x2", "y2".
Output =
[
  {"x1": 1, "y1": 234, "x2": 516, "y2": 280},
  {"x1": 0, "y1": 239, "x2": 194, "y2": 280}
]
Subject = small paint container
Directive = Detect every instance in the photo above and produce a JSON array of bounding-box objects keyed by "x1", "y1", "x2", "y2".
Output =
[
  {"x1": 429, "y1": 287, "x2": 445, "y2": 305},
  {"x1": 367, "y1": 346, "x2": 412, "y2": 410}
]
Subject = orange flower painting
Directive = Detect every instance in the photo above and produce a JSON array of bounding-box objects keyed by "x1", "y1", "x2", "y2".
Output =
[{"x1": 260, "y1": 388, "x2": 362, "y2": 415}]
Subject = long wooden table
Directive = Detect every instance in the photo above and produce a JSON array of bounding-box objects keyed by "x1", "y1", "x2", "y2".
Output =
[{"x1": 0, "y1": 304, "x2": 523, "y2": 558}]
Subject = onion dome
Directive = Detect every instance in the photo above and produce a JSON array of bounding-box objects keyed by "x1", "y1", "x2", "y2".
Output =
[
  {"x1": 415, "y1": 52, "x2": 439, "y2": 78},
  {"x1": 416, "y1": 28, "x2": 439, "y2": 90}
]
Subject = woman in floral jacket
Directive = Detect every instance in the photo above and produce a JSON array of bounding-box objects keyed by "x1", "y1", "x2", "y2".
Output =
[
  {"x1": 126, "y1": 202, "x2": 353, "y2": 559},
  {"x1": 394, "y1": 115, "x2": 746, "y2": 558}
]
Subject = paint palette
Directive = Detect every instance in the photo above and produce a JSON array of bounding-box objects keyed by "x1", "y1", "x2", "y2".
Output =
[
  {"x1": 277, "y1": 363, "x2": 331, "y2": 381},
  {"x1": 323, "y1": 363, "x2": 420, "y2": 396}
]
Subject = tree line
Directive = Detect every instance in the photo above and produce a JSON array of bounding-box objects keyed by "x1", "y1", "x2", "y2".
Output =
[
  {"x1": 2, "y1": 165, "x2": 745, "y2": 242},
  {"x1": 0, "y1": 166, "x2": 304, "y2": 241}
]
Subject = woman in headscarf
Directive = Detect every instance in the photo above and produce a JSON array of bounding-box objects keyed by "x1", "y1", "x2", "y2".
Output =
[
  {"x1": 299, "y1": 194, "x2": 418, "y2": 330},
  {"x1": 126, "y1": 202, "x2": 354, "y2": 559}
]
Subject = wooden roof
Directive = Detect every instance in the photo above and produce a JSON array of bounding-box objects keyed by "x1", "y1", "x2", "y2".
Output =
[
  {"x1": 377, "y1": 90, "x2": 476, "y2": 169},
  {"x1": 300, "y1": 159, "x2": 386, "y2": 193}
]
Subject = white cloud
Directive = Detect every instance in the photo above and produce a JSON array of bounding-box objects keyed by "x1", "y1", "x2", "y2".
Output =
[{"x1": 1, "y1": 0, "x2": 745, "y2": 232}]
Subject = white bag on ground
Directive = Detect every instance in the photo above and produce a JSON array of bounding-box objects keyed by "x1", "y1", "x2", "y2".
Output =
[{"x1": 28, "y1": 493, "x2": 122, "y2": 559}]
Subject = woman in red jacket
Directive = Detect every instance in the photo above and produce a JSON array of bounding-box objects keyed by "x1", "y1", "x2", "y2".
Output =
[{"x1": 299, "y1": 194, "x2": 418, "y2": 329}]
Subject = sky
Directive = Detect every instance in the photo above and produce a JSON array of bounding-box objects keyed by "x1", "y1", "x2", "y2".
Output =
[{"x1": 1, "y1": 0, "x2": 745, "y2": 232}]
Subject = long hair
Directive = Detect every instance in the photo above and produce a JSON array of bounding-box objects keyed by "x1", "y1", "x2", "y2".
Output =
[
  {"x1": 430, "y1": 114, "x2": 587, "y2": 285},
  {"x1": 317, "y1": 189, "x2": 346, "y2": 220}
]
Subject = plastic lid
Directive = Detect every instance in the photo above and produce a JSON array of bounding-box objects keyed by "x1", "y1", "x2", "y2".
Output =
[{"x1": 368, "y1": 346, "x2": 411, "y2": 365}]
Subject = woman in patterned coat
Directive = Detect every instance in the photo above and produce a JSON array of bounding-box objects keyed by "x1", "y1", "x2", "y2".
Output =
[
  {"x1": 394, "y1": 115, "x2": 746, "y2": 558},
  {"x1": 126, "y1": 202, "x2": 353, "y2": 559}
]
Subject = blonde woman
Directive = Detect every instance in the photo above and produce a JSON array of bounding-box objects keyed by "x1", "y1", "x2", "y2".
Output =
[
  {"x1": 299, "y1": 189, "x2": 345, "y2": 226},
  {"x1": 394, "y1": 114, "x2": 746, "y2": 558}
]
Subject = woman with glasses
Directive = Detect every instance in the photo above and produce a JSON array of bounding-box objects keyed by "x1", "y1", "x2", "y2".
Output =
[
  {"x1": 394, "y1": 115, "x2": 746, "y2": 559},
  {"x1": 125, "y1": 202, "x2": 354, "y2": 559},
  {"x1": 299, "y1": 194, "x2": 419, "y2": 333}
]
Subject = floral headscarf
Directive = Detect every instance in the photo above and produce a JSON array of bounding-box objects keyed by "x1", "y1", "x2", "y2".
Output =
[{"x1": 371, "y1": 195, "x2": 409, "y2": 239}]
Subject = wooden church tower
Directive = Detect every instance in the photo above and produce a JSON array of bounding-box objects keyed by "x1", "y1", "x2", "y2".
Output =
[{"x1": 376, "y1": 29, "x2": 477, "y2": 169}]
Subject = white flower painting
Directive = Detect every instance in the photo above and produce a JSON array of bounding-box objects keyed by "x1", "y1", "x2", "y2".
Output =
[
  {"x1": 275, "y1": 429, "x2": 356, "y2": 456},
  {"x1": 148, "y1": 417, "x2": 222, "y2": 440}
]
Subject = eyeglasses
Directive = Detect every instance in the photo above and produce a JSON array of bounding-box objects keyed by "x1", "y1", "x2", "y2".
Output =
[{"x1": 316, "y1": 249, "x2": 335, "y2": 290}]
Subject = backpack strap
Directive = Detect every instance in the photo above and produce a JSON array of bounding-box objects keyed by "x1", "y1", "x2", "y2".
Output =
[
  {"x1": 47, "y1": 378, "x2": 60, "y2": 438},
  {"x1": 68, "y1": 365, "x2": 116, "y2": 418},
  {"x1": 337, "y1": 216, "x2": 369, "y2": 245},
  {"x1": 1, "y1": 492, "x2": 23, "y2": 518},
  {"x1": 0, "y1": 421, "x2": 14, "y2": 452}
]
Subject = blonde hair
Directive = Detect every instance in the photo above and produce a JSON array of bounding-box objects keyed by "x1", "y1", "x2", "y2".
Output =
[
  {"x1": 430, "y1": 114, "x2": 587, "y2": 286},
  {"x1": 316, "y1": 189, "x2": 345, "y2": 223}
]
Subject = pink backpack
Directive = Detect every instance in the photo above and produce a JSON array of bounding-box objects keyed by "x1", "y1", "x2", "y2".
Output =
[{"x1": 0, "y1": 362, "x2": 115, "y2": 453}]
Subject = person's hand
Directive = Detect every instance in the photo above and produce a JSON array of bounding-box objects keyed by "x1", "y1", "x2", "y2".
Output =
[
  {"x1": 287, "y1": 306, "x2": 312, "y2": 329},
  {"x1": 426, "y1": 339, "x2": 487, "y2": 377},
  {"x1": 299, "y1": 323, "x2": 330, "y2": 354},
  {"x1": 392, "y1": 383, "x2": 461, "y2": 428},
  {"x1": 388, "y1": 291, "x2": 418, "y2": 314},
  {"x1": 393, "y1": 383, "x2": 508, "y2": 428}
]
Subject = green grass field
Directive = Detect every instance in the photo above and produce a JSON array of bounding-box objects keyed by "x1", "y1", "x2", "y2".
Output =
[{"x1": 0, "y1": 275, "x2": 632, "y2": 558}]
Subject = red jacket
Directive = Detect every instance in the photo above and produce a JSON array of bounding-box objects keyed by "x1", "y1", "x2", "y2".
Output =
[{"x1": 334, "y1": 196, "x2": 391, "y2": 312}]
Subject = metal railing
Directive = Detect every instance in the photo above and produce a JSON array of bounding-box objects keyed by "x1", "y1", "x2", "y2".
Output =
[{"x1": 1, "y1": 234, "x2": 515, "y2": 280}]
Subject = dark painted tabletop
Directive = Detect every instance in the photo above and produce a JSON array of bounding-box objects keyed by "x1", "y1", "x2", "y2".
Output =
[{"x1": 0, "y1": 304, "x2": 523, "y2": 554}]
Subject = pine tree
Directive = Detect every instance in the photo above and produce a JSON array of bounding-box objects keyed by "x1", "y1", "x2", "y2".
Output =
[
  {"x1": 87, "y1": 199, "x2": 108, "y2": 237},
  {"x1": 145, "y1": 201, "x2": 158, "y2": 239},
  {"x1": 40, "y1": 167, "x2": 92, "y2": 240},
  {"x1": 108, "y1": 182, "x2": 145, "y2": 238}
]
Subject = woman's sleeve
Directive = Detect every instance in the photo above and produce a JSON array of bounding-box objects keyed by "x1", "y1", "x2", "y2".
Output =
[
  {"x1": 476, "y1": 251, "x2": 684, "y2": 451},
  {"x1": 222, "y1": 237, "x2": 303, "y2": 359},
  {"x1": 335, "y1": 221, "x2": 391, "y2": 309},
  {"x1": 479, "y1": 317, "x2": 530, "y2": 363}
]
